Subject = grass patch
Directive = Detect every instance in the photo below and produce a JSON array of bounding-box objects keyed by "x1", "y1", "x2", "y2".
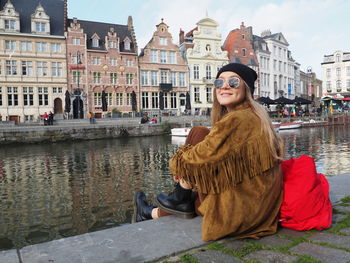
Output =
[
  {"x1": 207, "y1": 240, "x2": 263, "y2": 259},
  {"x1": 340, "y1": 196, "x2": 350, "y2": 203},
  {"x1": 179, "y1": 254, "x2": 199, "y2": 263},
  {"x1": 291, "y1": 255, "x2": 323, "y2": 263},
  {"x1": 328, "y1": 214, "x2": 350, "y2": 232}
]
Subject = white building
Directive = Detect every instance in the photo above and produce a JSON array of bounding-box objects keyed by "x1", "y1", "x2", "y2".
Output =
[
  {"x1": 0, "y1": 0, "x2": 67, "y2": 123},
  {"x1": 253, "y1": 30, "x2": 299, "y2": 99},
  {"x1": 179, "y1": 17, "x2": 228, "y2": 115},
  {"x1": 321, "y1": 50, "x2": 350, "y2": 97}
]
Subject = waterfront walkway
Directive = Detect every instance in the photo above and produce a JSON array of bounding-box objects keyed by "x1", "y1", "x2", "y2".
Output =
[{"x1": 1, "y1": 173, "x2": 349, "y2": 263}]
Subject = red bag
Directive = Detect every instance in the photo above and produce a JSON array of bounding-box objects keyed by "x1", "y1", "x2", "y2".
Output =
[{"x1": 279, "y1": 155, "x2": 332, "y2": 231}]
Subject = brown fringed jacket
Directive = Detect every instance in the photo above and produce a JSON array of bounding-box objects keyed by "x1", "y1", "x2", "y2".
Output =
[{"x1": 169, "y1": 102, "x2": 283, "y2": 241}]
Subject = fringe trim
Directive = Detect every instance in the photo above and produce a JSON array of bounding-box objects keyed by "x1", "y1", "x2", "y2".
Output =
[{"x1": 171, "y1": 136, "x2": 278, "y2": 194}]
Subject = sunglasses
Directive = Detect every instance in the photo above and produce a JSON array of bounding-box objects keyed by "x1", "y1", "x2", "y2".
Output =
[{"x1": 213, "y1": 77, "x2": 240, "y2": 89}]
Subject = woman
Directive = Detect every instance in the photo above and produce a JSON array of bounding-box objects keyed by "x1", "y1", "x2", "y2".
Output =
[{"x1": 133, "y1": 63, "x2": 284, "y2": 242}]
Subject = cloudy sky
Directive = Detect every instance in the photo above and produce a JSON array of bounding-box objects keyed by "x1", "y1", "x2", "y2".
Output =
[{"x1": 68, "y1": 0, "x2": 349, "y2": 77}]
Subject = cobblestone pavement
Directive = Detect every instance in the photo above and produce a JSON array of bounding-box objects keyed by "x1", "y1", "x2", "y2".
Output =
[{"x1": 157, "y1": 196, "x2": 350, "y2": 263}]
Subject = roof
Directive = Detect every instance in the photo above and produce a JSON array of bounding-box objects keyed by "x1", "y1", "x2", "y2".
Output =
[
  {"x1": 68, "y1": 19, "x2": 137, "y2": 53},
  {"x1": 0, "y1": 0, "x2": 65, "y2": 36}
]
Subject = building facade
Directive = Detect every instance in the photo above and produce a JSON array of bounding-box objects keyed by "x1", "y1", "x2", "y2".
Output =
[
  {"x1": 66, "y1": 16, "x2": 138, "y2": 119},
  {"x1": 138, "y1": 19, "x2": 189, "y2": 116},
  {"x1": 0, "y1": 0, "x2": 67, "y2": 123},
  {"x1": 253, "y1": 30, "x2": 299, "y2": 99},
  {"x1": 179, "y1": 17, "x2": 228, "y2": 115},
  {"x1": 222, "y1": 22, "x2": 259, "y2": 96},
  {"x1": 321, "y1": 50, "x2": 350, "y2": 98}
]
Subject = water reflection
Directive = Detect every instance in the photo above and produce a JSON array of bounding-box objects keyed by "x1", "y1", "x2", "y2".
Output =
[{"x1": 0, "y1": 126, "x2": 349, "y2": 250}]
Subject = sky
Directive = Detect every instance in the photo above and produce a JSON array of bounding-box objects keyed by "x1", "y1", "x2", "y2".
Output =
[{"x1": 68, "y1": 0, "x2": 350, "y2": 78}]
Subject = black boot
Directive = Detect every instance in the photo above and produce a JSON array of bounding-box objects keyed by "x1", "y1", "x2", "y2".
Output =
[
  {"x1": 155, "y1": 183, "x2": 195, "y2": 218},
  {"x1": 132, "y1": 191, "x2": 155, "y2": 223}
]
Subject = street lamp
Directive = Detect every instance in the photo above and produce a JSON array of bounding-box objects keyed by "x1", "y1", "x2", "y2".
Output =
[{"x1": 75, "y1": 51, "x2": 82, "y2": 119}]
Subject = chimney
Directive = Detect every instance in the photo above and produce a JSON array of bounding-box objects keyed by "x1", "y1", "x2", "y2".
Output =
[{"x1": 179, "y1": 28, "x2": 184, "y2": 44}]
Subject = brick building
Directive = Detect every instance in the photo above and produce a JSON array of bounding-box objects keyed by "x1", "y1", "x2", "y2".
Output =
[
  {"x1": 222, "y1": 22, "x2": 259, "y2": 96},
  {"x1": 138, "y1": 19, "x2": 189, "y2": 116},
  {"x1": 66, "y1": 16, "x2": 138, "y2": 118},
  {"x1": 0, "y1": 0, "x2": 67, "y2": 123}
]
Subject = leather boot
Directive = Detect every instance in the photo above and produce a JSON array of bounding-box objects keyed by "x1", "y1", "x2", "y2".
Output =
[
  {"x1": 155, "y1": 183, "x2": 195, "y2": 218},
  {"x1": 132, "y1": 191, "x2": 155, "y2": 223}
]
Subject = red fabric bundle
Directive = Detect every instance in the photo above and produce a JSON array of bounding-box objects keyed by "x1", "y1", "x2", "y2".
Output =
[{"x1": 280, "y1": 155, "x2": 332, "y2": 231}]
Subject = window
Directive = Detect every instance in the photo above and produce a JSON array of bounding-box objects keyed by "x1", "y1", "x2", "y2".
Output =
[
  {"x1": 326, "y1": 68, "x2": 331, "y2": 78},
  {"x1": 170, "y1": 92, "x2": 177, "y2": 108},
  {"x1": 142, "y1": 92, "x2": 149, "y2": 109},
  {"x1": 36, "y1": 42, "x2": 47, "y2": 52},
  {"x1": 93, "y1": 57, "x2": 101, "y2": 65},
  {"x1": 242, "y1": 48, "x2": 246, "y2": 57},
  {"x1": 126, "y1": 74, "x2": 133, "y2": 85},
  {"x1": 6, "y1": 60, "x2": 17, "y2": 75},
  {"x1": 347, "y1": 66, "x2": 350, "y2": 76},
  {"x1": 5, "y1": 20, "x2": 16, "y2": 30},
  {"x1": 160, "y1": 51, "x2": 167, "y2": 63},
  {"x1": 106, "y1": 93, "x2": 112, "y2": 106},
  {"x1": 273, "y1": 60, "x2": 277, "y2": 70},
  {"x1": 93, "y1": 72, "x2": 101, "y2": 83},
  {"x1": 179, "y1": 72, "x2": 185, "y2": 87},
  {"x1": 206, "y1": 65, "x2": 211, "y2": 80},
  {"x1": 35, "y1": 22, "x2": 46, "y2": 32},
  {"x1": 124, "y1": 40, "x2": 130, "y2": 50},
  {"x1": 38, "y1": 87, "x2": 48, "y2": 106},
  {"x1": 347, "y1": 79, "x2": 350, "y2": 88},
  {"x1": 193, "y1": 65, "x2": 199, "y2": 80},
  {"x1": 169, "y1": 52, "x2": 176, "y2": 64},
  {"x1": 110, "y1": 73, "x2": 117, "y2": 84},
  {"x1": 278, "y1": 47, "x2": 281, "y2": 57},
  {"x1": 206, "y1": 87, "x2": 212, "y2": 102},
  {"x1": 23, "y1": 87, "x2": 34, "y2": 106},
  {"x1": 20, "y1": 41, "x2": 32, "y2": 51},
  {"x1": 94, "y1": 93, "x2": 101, "y2": 106},
  {"x1": 194, "y1": 86, "x2": 200, "y2": 102},
  {"x1": 152, "y1": 92, "x2": 158, "y2": 108},
  {"x1": 110, "y1": 58, "x2": 117, "y2": 66},
  {"x1": 159, "y1": 37, "x2": 167, "y2": 45},
  {"x1": 336, "y1": 54, "x2": 341, "y2": 62},
  {"x1": 73, "y1": 71, "x2": 81, "y2": 83},
  {"x1": 278, "y1": 61, "x2": 282, "y2": 72},
  {"x1": 5, "y1": 40, "x2": 16, "y2": 50},
  {"x1": 53, "y1": 87, "x2": 63, "y2": 93},
  {"x1": 116, "y1": 93, "x2": 123, "y2": 106},
  {"x1": 7, "y1": 87, "x2": 18, "y2": 106},
  {"x1": 126, "y1": 93, "x2": 132, "y2": 106},
  {"x1": 170, "y1": 72, "x2": 176, "y2": 86},
  {"x1": 273, "y1": 46, "x2": 276, "y2": 56},
  {"x1": 126, "y1": 59, "x2": 132, "y2": 67},
  {"x1": 336, "y1": 80, "x2": 342, "y2": 91},
  {"x1": 151, "y1": 50, "x2": 157, "y2": 63},
  {"x1": 92, "y1": 39, "x2": 99, "y2": 47},
  {"x1": 336, "y1": 67, "x2": 341, "y2": 77},
  {"x1": 0, "y1": 87, "x2": 2, "y2": 106},
  {"x1": 141, "y1": 71, "x2": 148, "y2": 85},
  {"x1": 151, "y1": 71, "x2": 158, "y2": 86},
  {"x1": 109, "y1": 41, "x2": 116, "y2": 48},
  {"x1": 161, "y1": 71, "x2": 167, "y2": 83},
  {"x1": 163, "y1": 92, "x2": 168, "y2": 109},
  {"x1": 22, "y1": 61, "x2": 33, "y2": 76},
  {"x1": 51, "y1": 43, "x2": 61, "y2": 53},
  {"x1": 51, "y1": 62, "x2": 62, "y2": 77},
  {"x1": 37, "y1": 61, "x2": 48, "y2": 76},
  {"x1": 72, "y1": 37, "x2": 80, "y2": 45}
]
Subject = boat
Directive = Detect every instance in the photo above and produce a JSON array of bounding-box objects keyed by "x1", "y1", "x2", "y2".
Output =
[
  {"x1": 279, "y1": 122, "x2": 302, "y2": 130},
  {"x1": 171, "y1": 127, "x2": 191, "y2": 137}
]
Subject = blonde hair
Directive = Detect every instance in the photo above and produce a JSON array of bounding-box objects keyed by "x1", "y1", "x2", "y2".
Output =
[{"x1": 211, "y1": 82, "x2": 284, "y2": 160}]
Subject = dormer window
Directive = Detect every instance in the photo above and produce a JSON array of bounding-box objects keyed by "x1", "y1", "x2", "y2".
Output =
[
  {"x1": 35, "y1": 22, "x2": 46, "y2": 32},
  {"x1": 92, "y1": 39, "x2": 99, "y2": 47},
  {"x1": 31, "y1": 3, "x2": 50, "y2": 34},
  {"x1": 109, "y1": 41, "x2": 116, "y2": 48},
  {"x1": 124, "y1": 38, "x2": 131, "y2": 50},
  {"x1": 159, "y1": 37, "x2": 167, "y2": 45},
  {"x1": 5, "y1": 20, "x2": 16, "y2": 29}
]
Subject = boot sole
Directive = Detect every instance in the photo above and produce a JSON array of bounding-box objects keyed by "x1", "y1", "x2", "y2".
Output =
[{"x1": 154, "y1": 198, "x2": 195, "y2": 219}]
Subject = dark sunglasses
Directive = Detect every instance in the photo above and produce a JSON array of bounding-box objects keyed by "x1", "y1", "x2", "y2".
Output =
[{"x1": 214, "y1": 77, "x2": 240, "y2": 89}]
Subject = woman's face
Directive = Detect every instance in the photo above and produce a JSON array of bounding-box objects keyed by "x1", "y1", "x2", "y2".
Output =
[{"x1": 215, "y1": 71, "x2": 246, "y2": 111}]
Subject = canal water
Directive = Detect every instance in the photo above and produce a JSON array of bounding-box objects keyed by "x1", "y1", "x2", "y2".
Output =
[{"x1": 0, "y1": 125, "x2": 349, "y2": 250}]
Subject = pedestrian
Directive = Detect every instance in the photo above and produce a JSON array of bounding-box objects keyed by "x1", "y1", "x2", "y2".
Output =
[
  {"x1": 133, "y1": 63, "x2": 284, "y2": 242},
  {"x1": 88, "y1": 112, "x2": 94, "y2": 124},
  {"x1": 43, "y1": 112, "x2": 48, "y2": 125},
  {"x1": 140, "y1": 112, "x2": 149, "y2": 124},
  {"x1": 150, "y1": 115, "x2": 158, "y2": 124},
  {"x1": 48, "y1": 111, "x2": 54, "y2": 125}
]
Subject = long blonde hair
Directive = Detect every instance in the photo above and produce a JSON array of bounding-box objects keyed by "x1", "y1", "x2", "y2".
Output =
[{"x1": 211, "y1": 83, "x2": 284, "y2": 160}]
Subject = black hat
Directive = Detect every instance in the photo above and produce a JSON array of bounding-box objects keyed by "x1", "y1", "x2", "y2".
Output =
[{"x1": 216, "y1": 63, "x2": 257, "y2": 94}]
